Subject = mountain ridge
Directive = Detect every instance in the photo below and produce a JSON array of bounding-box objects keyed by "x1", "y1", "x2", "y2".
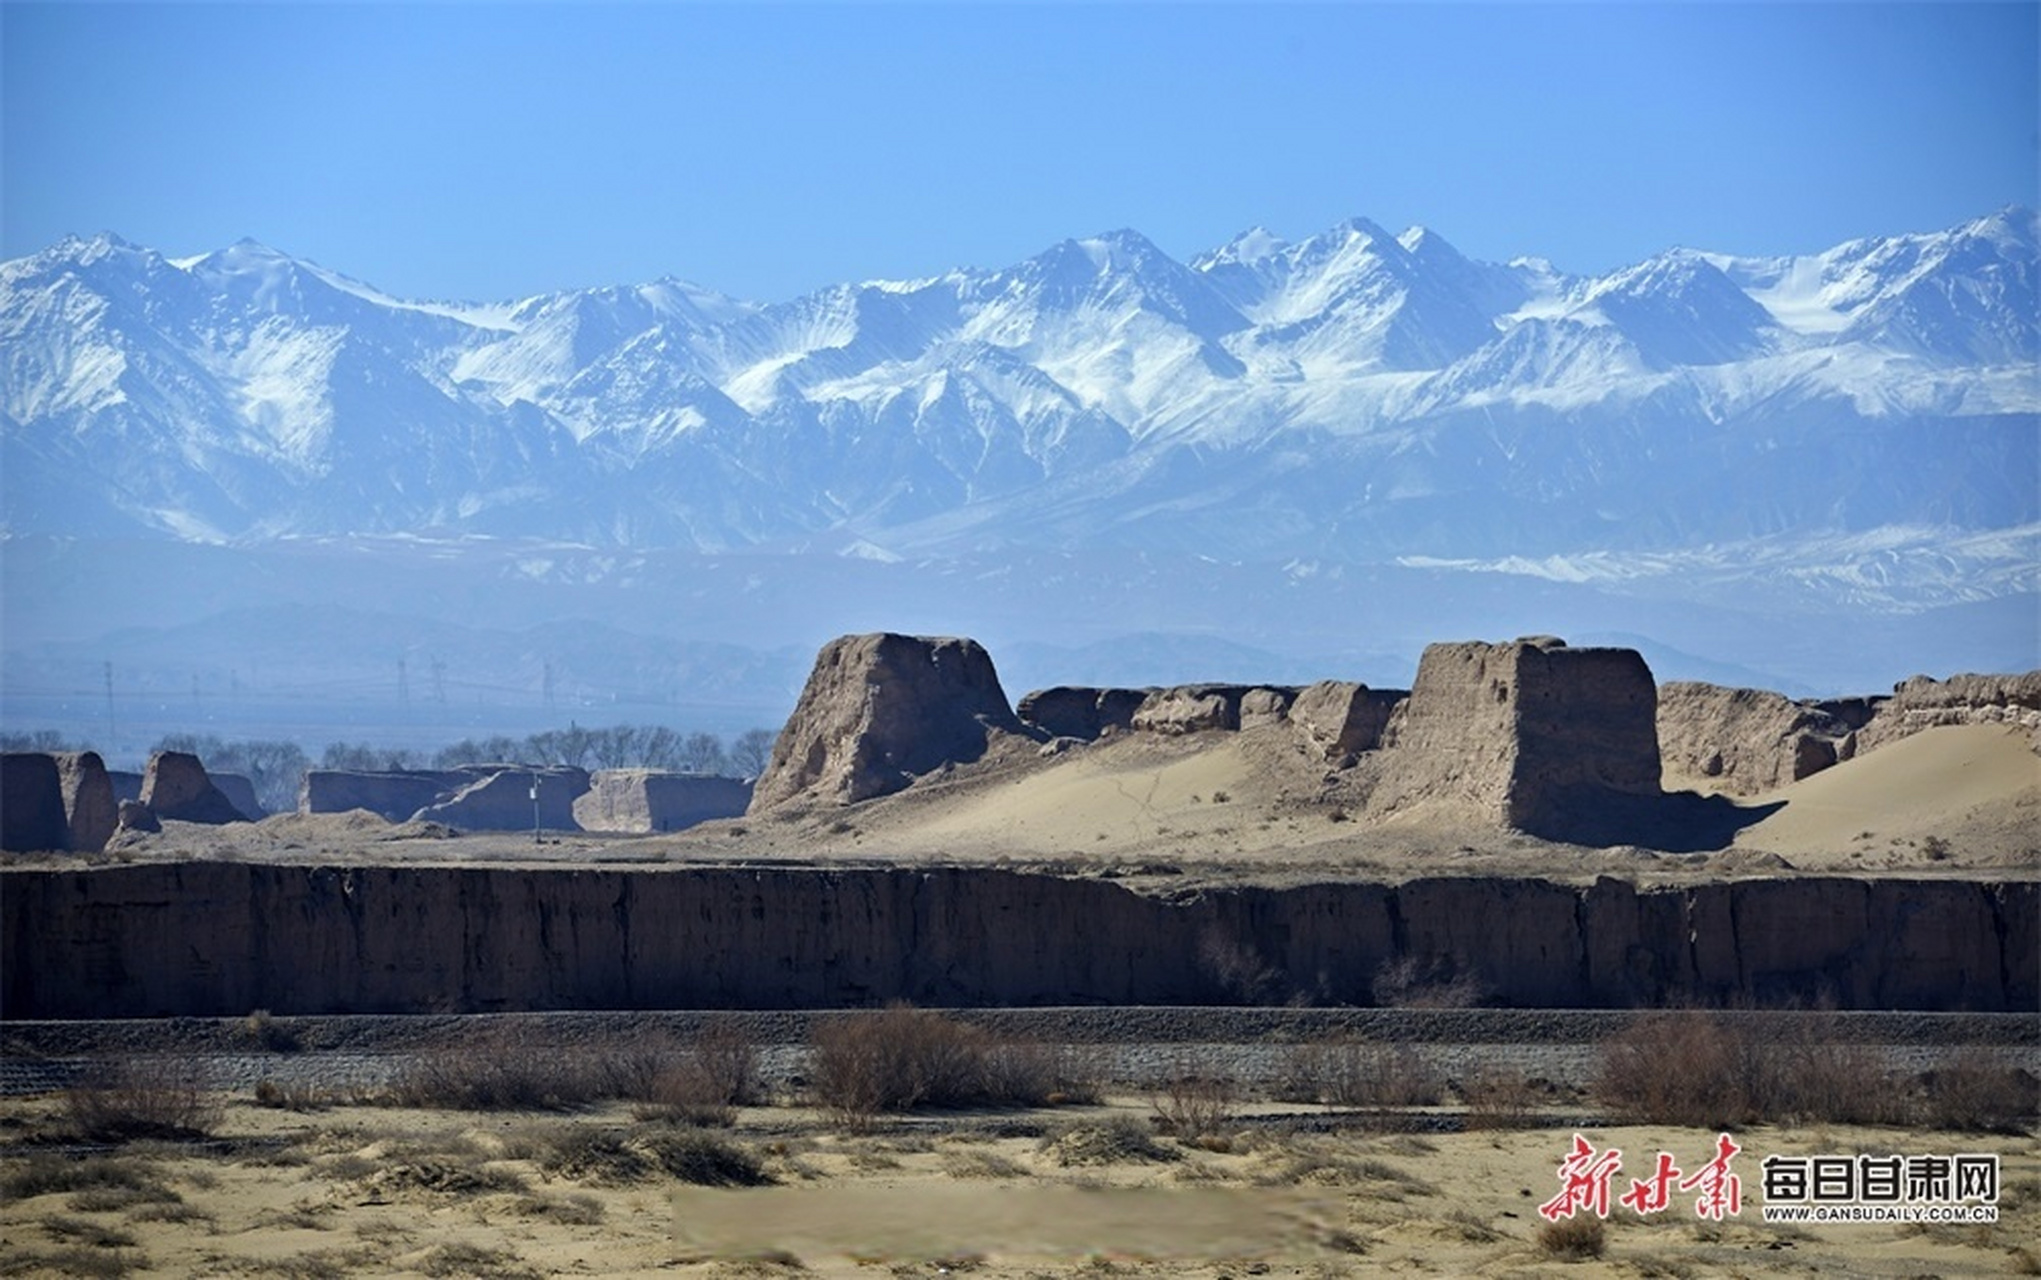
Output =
[{"x1": 3, "y1": 209, "x2": 2035, "y2": 589}]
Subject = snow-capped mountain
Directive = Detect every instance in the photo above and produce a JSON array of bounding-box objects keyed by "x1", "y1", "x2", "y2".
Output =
[{"x1": 3, "y1": 209, "x2": 2035, "y2": 569}]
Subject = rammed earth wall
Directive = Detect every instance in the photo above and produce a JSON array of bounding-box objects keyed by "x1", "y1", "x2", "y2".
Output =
[{"x1": 3, "y1": 865, "x2": 2031, "y2": 1017}]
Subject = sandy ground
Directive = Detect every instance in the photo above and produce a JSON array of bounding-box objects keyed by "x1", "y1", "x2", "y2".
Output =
[
  {"x1": 1722, "y1": 723, "x2": 2041, "y2": 867},
  {"x1": 2, "y1": 1087, "x2": 2035, "y2": 1279}
]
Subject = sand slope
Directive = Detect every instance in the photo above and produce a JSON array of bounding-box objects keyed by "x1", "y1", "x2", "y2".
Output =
[{"x1": 1731, "y1": 724, "x2": 2040, "y2": 869}]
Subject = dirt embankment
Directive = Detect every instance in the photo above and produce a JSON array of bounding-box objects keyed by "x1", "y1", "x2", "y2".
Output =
[{"x1": 4, "y1": 863, "x2": 2032, "y2": 1018}]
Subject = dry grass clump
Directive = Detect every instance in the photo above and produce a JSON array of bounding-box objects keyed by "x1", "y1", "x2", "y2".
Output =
[
  {"x1": 808, "y1": 1005, "x2": 1093, "y2": 1127},
  {"x1": 508, "y1": 1123, "x2": 772, "y2": 1187},
  {"x1": 1251, "y1": 1141, "x2": 1436, "y2": 1197},
  {"x1": 0, "y1": 1247, "x2": 142, "y2": 1279},
  {"x1": 645, "y1": 1130, "x2": 774, "y2": 1187},
  {"x1": 938, "y1": 1148, "x2": 1027, "y2": 1178},
  {"x1": 1536, "y1": 1213, "x2": 1607, "y2": 1260},
  {"x1": 64, "y1": 1180, "x2": 184, "y2": 1213},
  {"x1": 63, "y1": 1059, "x2": 220, "y2": 1142},
  {"x1": 1279, "y1": 1039, "x2": 1444, "y2": 1107},
  {"x1": 417, "y1": 1242, "x2": 541, "y2": 1279},
  {"x1": 1, "y1": 1156, "x2": 175, "y2": 1204},
  {"x1": 1040, "y1": 1117, "x2": 1179, "y2": 1167},
  {"x1": 39, "y1": 1215, "x2": 139, "y2": 1249},
  {"x1": 513, "y1": 1191, "x2": 605, "y2": 1225}
]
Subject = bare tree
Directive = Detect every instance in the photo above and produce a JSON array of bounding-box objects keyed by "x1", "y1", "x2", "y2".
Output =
[
  {"x1": 680, "y1": 731, "x2": 727, "y2": 775},
  {"x1": 730, "y1": 727, "x2": 776, "y2": 777}
]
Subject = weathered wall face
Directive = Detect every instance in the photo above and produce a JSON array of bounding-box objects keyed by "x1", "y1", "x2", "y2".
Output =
[
  {"x1": 1375, "y1": 639, "x2": 1660, "y2": 837},
  {"x1": 140, "y1": 752, "x2": 247, "y2": 825},
  {"x1": 301, "y1": 769, "x2": 478, "y2": 822},
  {"x1": 1290, "y1": 682, "x2": 1404, "y2": 762},
  {"x1": 749, "y1": 634, "x2": 1026, "y2": 812},
  {"x1": 211, "y1": 773, "x2": 265, "y2": 821},
  {"x1": 4, "y1": 864, "x2": 2030, "y2": 1018},
  {"x1": 1860, "y1": 671, "x2": 2041, "y2": 752},
  {"x1": 1, "y1": 754, "x2": 68, "y2": 852},
  {"x1": 1658, "y1": 682, "x2": 1865, "y2": 795},
  {"x1": 53, "y1": 753, "x2": 116, "y2": 853},
  {"x1": 574, "y1": 771, "x2": 753, "y2": 833},
  {"x1": 414, "y1": 767, "x2": 590, "y2": 832}
]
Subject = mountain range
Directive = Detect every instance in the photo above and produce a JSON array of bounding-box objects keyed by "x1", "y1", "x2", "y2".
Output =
[
  {"x1": 5, "y1": 209, "x2": 2035, "y2": 566},
  {"x1": 1, "y1": 210, "x2": 2036, "y2": 756}
]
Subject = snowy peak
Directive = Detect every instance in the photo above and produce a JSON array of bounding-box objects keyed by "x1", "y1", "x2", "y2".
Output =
[
  {"x1": 3, "y1": 209, "x2": 2034, "y2": 563},
  {"x1": 979, "y1": 228, "x2": 1247, "y2": 341},
  {"x1": 1578, "y1": 252, "x2": 1778, "y2": 367}
]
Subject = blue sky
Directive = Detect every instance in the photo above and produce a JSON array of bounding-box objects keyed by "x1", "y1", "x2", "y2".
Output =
[{"x1": 5, "y1": 2, "x2": 2036, "y2": 304}]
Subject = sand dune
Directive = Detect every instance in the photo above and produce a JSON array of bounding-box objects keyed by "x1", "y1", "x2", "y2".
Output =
[{"x1": 1730, "y1": 724, "x2": 2040, "y2": 869}]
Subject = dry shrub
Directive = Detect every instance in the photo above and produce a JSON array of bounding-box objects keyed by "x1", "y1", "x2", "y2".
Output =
[
  {"x1": 690, "y1": 1023, "x2": 766, "y2": 1105},
  {"x1": 387, "y1": 1027, "x2": 605, "y2": 1111},
  {"x1": 1281, "y1": 1039, "x2": 1443, "y2": 1107},
  {"x1": 638, "y1": 1060, "x2": 738, "y2": 1128},
  {"x1": 809, "y1": 1006, "x2": 1087, "y2": 1127},
  {"x1": 1150, "y1": 1073, "x2": 1237, "y2": 1143},
  {"x1": 1756, "y1": 1023, "x2": 1910, "y2": 1127},
  {"x1": 1598, "y1": 1013, "x2": 1754, "y2": 1128},
  {"x1": 517, "y1": 1125, "x2": 647, "y2": 1185},
  {"x1": 253, "y1": 1078, "x2": 327, "y2": 1111},
  {"x1": 1372, "y1": 956, "x2": 1486, "y2": 1009},
  {"x1": 1598, "y1": 1011, "x2": 1912, "y2": 1128},
  {"x1": 1920, "y1": 1048, "x2": 2038, "y2": 1133},
  {"x1": 242, "y1": 1008, "x2": 301, "y2": 1053},
  {"x1": 64, "y1": 1058, "x2": 220, "y2": 1142},
  {"x1": 1537, "y1": 1214, "x2": 1607, "y2": 1260},
  {"x1": 1198, "y1": 927, "x2": 1282, "y2": 1003},
  {"x1": 1461, "y1": 1065, "x2": 1540, "y2": 1130}
]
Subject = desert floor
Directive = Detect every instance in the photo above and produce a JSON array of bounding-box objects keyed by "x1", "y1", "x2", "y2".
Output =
[{"x1": 3, "y1": 1083, "x2": 2037, "y2": 1279}]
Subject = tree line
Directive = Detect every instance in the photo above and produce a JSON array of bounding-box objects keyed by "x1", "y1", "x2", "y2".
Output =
[{"x1": 0, "y1": 723, "x2": 777, "y2": 817}]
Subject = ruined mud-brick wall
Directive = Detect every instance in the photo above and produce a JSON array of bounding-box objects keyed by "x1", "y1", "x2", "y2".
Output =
[
  {"x1": 4, "y1": 865, "x2": 2031, "y2": 1018},
  {"x1": 1376, "y1": 639, "x2": 1660, "y2": 835}
]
